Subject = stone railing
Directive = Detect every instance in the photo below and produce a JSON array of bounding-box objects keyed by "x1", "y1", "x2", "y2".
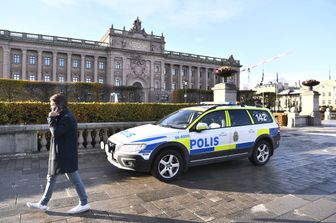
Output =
[{"x1": 0, "y1": 122, "x2": 154, "y2": 155}]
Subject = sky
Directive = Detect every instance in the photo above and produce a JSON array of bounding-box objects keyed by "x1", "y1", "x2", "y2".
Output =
[{"x1": 1, "y1": 0, "x2": 335, "y2": 89}]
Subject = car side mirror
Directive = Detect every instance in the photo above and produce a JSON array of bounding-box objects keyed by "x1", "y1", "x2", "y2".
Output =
[{"x1": 196, "y1": 122, "x2": 209, "y2": 132}]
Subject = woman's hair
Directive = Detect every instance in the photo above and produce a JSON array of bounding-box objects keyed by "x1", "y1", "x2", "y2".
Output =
[{"x1": 49, "y1": 93, "x2": 68, "y2": 109}]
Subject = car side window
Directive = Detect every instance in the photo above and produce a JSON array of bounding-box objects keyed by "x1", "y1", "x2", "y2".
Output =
[
  {"x1": 198, "y1": 110, "x2": 226, "y2": 129},
  {"x1": 228, "y1": 109, "x2": 252, "y2": 127},
  {"x1": 248, "y1": 110, "x2": 273, "y2": 124}
]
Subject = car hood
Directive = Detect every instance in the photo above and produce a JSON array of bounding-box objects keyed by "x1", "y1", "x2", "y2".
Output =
[{"x1": 109, "y1": 124, "x2": 179, "y2": 144}]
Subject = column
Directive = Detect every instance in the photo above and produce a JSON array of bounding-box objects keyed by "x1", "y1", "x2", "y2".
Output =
[
  {"x1": 188, "y1": 66, "x2": 192, "y2": 88},
  {"x1": 179, "y1": 65, "x2": 183, "y2": 89},
  {"x1": 106, "y1": 52, "x2": 113, "y2": 85},
  {"x1": 22, "y1": 49, "x2": 27, "y2": 80},
  {"x1": 67, "y1": 53, "x2": 72, "y2": 82},
  {"x1": 80, "y1": 54, "x2": 85, "y2": 82},
  {"x1": 52, "y1": 51, "x2": 57, "y2": 81},
  {"x1": 205, "y1": 68, "x2": 208, "y2": 90},
  {"x1": 161, "y1": 62, "x2": 165, "y2": 91},
  {"x1": 122, "y1": 56, "x2": 126, "y2": 85},
  {"x1": 150, "y1": 61, "x2": 154, "y2": 90},
  {"x1": 196, "y1": 67, "x2": 200, "y2": 89},
  {"x1": 2, "y1": 46, "x2": 9, "y2": 78},
  {"x1": 93, "y1": 56, "x2": 98, "y2": 82},
  {"x1": 37, "y1": 50, "x2": 42, "y2": 81},
  {"x1": 170, "y1": 64, "x2": 174, "y2": 90}
]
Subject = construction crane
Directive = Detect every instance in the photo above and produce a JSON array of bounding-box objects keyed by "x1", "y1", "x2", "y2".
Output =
[{"x1": 241, "y1": 51, "x2": 292, "y2": 83}]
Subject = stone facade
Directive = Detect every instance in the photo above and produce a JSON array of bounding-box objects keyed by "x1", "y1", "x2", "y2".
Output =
[{"x1": 0, "y1": 18, "x2": 241, "y2": 102}]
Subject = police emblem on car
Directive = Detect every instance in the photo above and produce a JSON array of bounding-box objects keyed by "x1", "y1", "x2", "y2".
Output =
[{"x1": 101, "y1": 104, "x2": 280, "y2": 182}]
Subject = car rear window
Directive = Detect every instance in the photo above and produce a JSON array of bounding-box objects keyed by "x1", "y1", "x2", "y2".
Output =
[{"x1": 248, "y1": 109, "x2": 273, "y2": 124}]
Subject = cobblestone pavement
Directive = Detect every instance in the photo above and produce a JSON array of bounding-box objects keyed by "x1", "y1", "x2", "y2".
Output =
[{"x1": 1, "y1": 124, "x2": 336, "y2": 222}]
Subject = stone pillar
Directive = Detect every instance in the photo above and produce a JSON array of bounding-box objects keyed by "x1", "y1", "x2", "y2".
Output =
[
  {"x1": 300, "y1": 90, "x2": 321, "y2": 126},
  {"x1": 179, "y1": 65, "x2": 181, "y2": 89},
  {"x1": 52, "y1": 51, "x2": 57, "y2": 81},
  {"x1": 161, "y1": 62, "x2": 165, "y2": 91},
  {"x1": 205, "y1": 68, "x2": 208, "y2": 90},
  {"x1": 324, "y1": 108, "x2": 331, "y2": 120},
  {"x1": 93, "y1": 56, "x2": 98, "y2": 82},
  {"x1": 106, "y1": 52, "x2": 113, "y2": 85},
  {"x1": 37, "y1": 50, "x2": 42, "y2": 80},
  {"x1": 80, "y1": 54, "x2": 85, "y2": 82},
  {"x1": 196, "y1": 67, "x2": 200, "y2": 89},
  {"x1": 22, "y1": 49, "x2": 27, "y2": 80},
  {"x1": 212, "y1": 83, "x2": 237, "y2": 104},
  {"x1": 67, "y1": 53, "x2": 72, "y2": 82},
  {"x1": 2, "y1": 46, "x2": 9, "y2": 78},
  {"x1": 188, "y1": 66, "x2": 192, "y2": 88},
  {"x1": 122, "y1": 56, "x2": 126, "y2": 85},
  {"x1": 170, "y1": 64, "x2": 174, "y2": 90}
]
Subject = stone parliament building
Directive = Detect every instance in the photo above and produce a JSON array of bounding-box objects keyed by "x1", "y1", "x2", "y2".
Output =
[{"x1": 0, "y1": 18, "x2": 241, "y2": 102}]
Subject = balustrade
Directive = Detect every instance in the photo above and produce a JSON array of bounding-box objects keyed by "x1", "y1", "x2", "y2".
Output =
[{"x1": 0, "y1": 122, "x2": 153, "y2": 155}]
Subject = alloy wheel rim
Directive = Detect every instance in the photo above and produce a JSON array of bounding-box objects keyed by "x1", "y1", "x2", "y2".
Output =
[
  {"x1": 158, "y1": 154, "x2": 180, "y2": 179},
  {"x1": 257, "y1": 144, "x2": 269, "y2": 163}
]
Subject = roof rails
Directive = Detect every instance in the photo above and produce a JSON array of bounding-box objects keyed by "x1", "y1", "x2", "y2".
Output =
[{"x1": 203, "y1": 102, "x2": 245, "y2": 112}]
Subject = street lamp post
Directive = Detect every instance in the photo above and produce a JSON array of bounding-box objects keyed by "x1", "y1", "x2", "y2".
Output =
[{"x1": 184, "y1": 81, "x2": 188, "y2": 103}]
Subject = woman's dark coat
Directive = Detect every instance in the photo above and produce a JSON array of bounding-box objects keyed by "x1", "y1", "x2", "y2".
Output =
[{"x1": 47, "y1": 108, "x2": 78, "y2": 175}]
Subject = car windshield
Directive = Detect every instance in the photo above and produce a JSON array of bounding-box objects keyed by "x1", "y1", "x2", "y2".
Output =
[{"x1": 157, "y1": 109, "x2": 203, "y2": 129}]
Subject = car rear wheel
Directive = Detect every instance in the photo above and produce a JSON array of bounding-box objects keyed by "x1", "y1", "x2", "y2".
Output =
[
  {"x1": 152, "y1": 149, "x2": 183, "y2": 182},
  {"x1": 249, "y1": 140, "x2": 271, "y2": 166}
]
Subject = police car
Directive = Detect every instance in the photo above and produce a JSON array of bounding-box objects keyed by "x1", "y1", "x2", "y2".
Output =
[{"x1": 101, "y1": 104, "x2": 280, "y2": 182}]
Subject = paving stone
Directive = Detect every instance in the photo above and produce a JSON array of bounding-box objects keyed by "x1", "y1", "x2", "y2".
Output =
[
  {"x1": 263, "y1": 194, "x2": 309, "y2": 215},
  {"x1": 277, "y1": 210, "x2": 319, "y2": 223},
  {"x1": 136, "y1": 186, "x2": 187, "y2": 202},
  {"x1": 296, "y1": 198, "x2": 336, "y2": 221},
  {"x1": 322, "y1": 213, "x2": 336, "y2": 223}
]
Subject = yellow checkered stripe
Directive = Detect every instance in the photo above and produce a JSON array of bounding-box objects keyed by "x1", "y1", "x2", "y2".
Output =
[
  {"x1": 172, "y1": 138, "x2": 191, "y2": 151},
  {"x1": 214, "y1": 144, "x2": 236, "y2": 151},
  {"x1": 257, "y1": 128, "x2": 270, "y2": 137}
]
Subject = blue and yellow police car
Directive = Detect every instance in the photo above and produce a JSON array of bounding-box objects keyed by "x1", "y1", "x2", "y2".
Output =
[{"x1": 101, "y1": 104, "x2": 280, "y2": 182}]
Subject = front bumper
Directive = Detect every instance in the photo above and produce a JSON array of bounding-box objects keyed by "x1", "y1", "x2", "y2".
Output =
[{"x1": 105, "y1": 149, "x2": 151, "y2": 172}]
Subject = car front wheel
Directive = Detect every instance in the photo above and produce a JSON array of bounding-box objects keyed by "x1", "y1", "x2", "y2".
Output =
[
  {"x1": 249, "y1": 140, "x2": 271, "y2": 166},
  {"x1": 152, "y1": 150, "x2": 183, "y2": 182}
]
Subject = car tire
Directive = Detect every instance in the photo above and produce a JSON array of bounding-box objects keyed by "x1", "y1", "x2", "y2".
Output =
[
  {"x1": 152, "y1": 149, "x2": 183, "y2": 182},
  {"x1": 249, "y1": 140, "x2": 271, "y2": 166}
]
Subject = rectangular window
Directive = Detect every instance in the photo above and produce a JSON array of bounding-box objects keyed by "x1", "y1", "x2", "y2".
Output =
[
  {"x1": 59, "y1": 76, "x2": 64, "y2": 82},
  {"x1": 155, "y1": 65, "x2": 160, "y2": 73},
  {"x1": 99, "y1": 61, "x2": 105, "y2": 70},
  {"x1": 172, "y1": 68, "x2": 176, "y2": 76},
  {"x1": 98, "y1": 78, "x2": 104, "y2": 84},
  {"x1": 85, "y1": 60, "x2": 92, "y2": 69},
  {"x1": 72, "y1": 77, "x2": 78, "y2": 82},
  {"x1": 328, "y1": 100, "x2": 331, "y2": 105},
  {"x1": 44, "y1": 57, "x2": 51, "y2": 66},
  {"x1": 29, "y1": 74, "x2": 35, "y2": 81},
  {"x1": 13, "y1": 54, "x2": 21, "y2": 64},
  {"x1": 73, "y1": 59, "x2": 79, "y2": 68},
  {"x1": 85, "y1": 77, "x2": 92, "y2": 82},
  {"x1": 115, "y1": 79, "x2": 121, "y2": 86},
  {"x1": 248, "y1": 110, "x2": 273, "y2": 124},
  {"x1": 44, "y1": 75, "x2": 50, "y2": 82},
  {"x1": 115, "y1": 62, "x2": 121, "y2": 69},
  {"x1": 29, "y1": 56, "x2": 36, "y2": 65},
  {"x1": 172, "y1": 83, "x2": 176, "y2": 90},
  {"x1": 59, "y1": 58, "x2": 65, "y2": 67},
  {"x1": 229, "y1": 110, "x2": 252, "y2": 127},
  {"x1": 328, "y1": 92, "x2": 331, "y2": 97},
  {"x1": 13, "y1": 73, "x2": 20, "y2": 80}
]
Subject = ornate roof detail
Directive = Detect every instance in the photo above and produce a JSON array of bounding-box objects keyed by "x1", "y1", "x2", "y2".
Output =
[{"x1": 130, "y1": 17, "x2": 147, "y2": 35}]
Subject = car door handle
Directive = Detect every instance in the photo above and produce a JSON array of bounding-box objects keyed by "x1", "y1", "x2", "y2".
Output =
[
  {"x1": 219, "y1": 132, "x2": 227, "y2": 136},
  {"x1": 248, "y1": 129, "x2": 255, "y2": 133}
]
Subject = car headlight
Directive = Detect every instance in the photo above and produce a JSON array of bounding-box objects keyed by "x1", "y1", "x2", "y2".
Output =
[{"x1": 117, "y1": 144, "x2": 147, "y2": 154}]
